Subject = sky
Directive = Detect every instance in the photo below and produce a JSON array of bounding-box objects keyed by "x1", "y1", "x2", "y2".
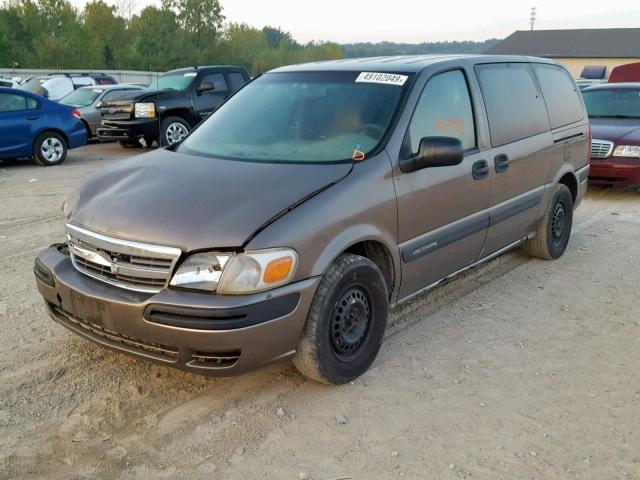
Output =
[{"x1": 72, "y1": 0, "x2": 640, "y2": 44}]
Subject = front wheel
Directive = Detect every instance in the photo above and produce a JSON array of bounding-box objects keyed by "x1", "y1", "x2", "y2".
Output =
[
  {"x1": 527, "y1": 183, "x2": 574, "y2": 260},
  {"x1": 160, "y1": 116, "x2": 190, "y2": 146},
  {"x1": 293, "y1": 254, "x2": 389, "y2": 384},
  {"x1": 33, "y1": 132, "x2": 67, "y2": 166}
]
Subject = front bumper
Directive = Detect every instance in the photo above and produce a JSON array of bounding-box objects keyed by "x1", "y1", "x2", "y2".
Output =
[
  {"x1": 97, "y1": 118, "x2": 159, "y2": 142},
  {"x1": 34, "y1": 245, "x2": 319, "y2": 376},
  {"x1": 589, "y1": 157, "x2": 640, "y2": 186}
]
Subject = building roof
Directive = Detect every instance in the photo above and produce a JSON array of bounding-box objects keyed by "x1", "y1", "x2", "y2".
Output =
[
  {"x1": 486, "y1": 28, "x2": 640, "y2": 58},
  {"x1": 269, "y1": 54, "x2": 556, "y2": 74}
]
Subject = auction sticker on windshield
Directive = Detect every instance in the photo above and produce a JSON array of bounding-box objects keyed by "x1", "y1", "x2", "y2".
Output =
[{"x1": 355, "y1": 72, "x2": 408, "y2": 86}]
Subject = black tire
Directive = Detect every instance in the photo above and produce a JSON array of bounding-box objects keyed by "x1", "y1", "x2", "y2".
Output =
[
  {"x1": 118, "y1": 140, "x2": 142, "y2": 149},
  {"x1": 33, "y1": 131, "x2": 67, "y2": 166},
  {"x1": 160, "y1": 116, "x2": 190, "y2": 146},
  {"x1": 527, "y1": 184, "x2": 574, "y2": 260},
  {"x1": 293, "y1": 254, "x2": 389, "y2": 384}
]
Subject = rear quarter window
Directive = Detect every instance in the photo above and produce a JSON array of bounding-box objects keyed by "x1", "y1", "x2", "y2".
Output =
[
  {"x1": 532, "y1": 63, "x2": 584, "y2": 128},
  {"x1": 475, "y1": 63, "x2": 550, "y2": 147},
  {"x1": 228, "y1": 72, "x2": 247, "y2": 92}
]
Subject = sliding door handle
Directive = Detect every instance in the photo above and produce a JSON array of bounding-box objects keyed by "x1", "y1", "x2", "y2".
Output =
[{"x1": 494, "y1": 154, "x2": 510, "y2": 173}]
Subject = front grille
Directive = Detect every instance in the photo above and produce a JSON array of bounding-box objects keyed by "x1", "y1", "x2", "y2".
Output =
[
  {"x1": 590, "y1": 139, "x2": 614, "y2": 159},
  {"x1": 67, "y1": 224, "x2": 181, "y2": 293},
  {"x1": 101, "y1": 101, "x2": 134, "y2": 120},
  {"x1": 49, "y1": 302, "x2": 179, "y2": 360}
]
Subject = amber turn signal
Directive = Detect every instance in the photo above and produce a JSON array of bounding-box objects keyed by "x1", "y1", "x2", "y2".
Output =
[{"x1": 263, "y1": 256, "x2": 294, "y2": 284}]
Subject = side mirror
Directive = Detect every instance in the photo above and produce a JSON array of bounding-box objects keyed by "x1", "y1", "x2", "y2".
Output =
[
  {"x1": 401, "y1": 136, "x2": 464, "y2": 173},
  {"x1": 197, "y1": 82, "x2": 215, "y2": 94},
  {"x1": 95, "y1": 101, "x2": 102, "y2": 109}
]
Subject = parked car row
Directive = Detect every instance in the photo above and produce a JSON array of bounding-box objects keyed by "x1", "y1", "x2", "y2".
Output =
[
  {"x1": 0, "y1": 66, "x2": 250, "y2": 165},
  {"x1": 18, "y1": 72, "x2": 117, "y2": 101}
]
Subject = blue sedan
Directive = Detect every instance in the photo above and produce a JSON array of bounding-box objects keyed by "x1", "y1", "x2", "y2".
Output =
[{"x1": 0, "y1": 87, "x2": 87, "y2": 166}]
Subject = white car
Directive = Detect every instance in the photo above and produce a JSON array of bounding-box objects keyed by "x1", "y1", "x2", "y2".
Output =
[
  {"x1": 0, "y1": 78, "x2": 19, "y2": 88},
  {"x1": 18, "y1": 73, "x2": 117, "y2": 101}
]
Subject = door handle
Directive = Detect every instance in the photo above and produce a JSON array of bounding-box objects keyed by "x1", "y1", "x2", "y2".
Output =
[
  {"x1": 472, "y1": 160, "x2": 489, "y2": 180},
  {"x1": 494, "y1": 154, "x2": 510, "y2": 173},
  {"x1": 26, "y1": 116, "x2": 40, "y2": 120}
]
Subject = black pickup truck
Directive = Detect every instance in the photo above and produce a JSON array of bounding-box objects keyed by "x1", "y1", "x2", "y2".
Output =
[{"x1": 97, "y1": 66, "x2": 250, "y2": 147}]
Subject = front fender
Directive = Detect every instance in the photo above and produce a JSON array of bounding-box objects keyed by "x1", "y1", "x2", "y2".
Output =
[{"x1": 245, "y1": 152, "x2": 400, "y2": 298}]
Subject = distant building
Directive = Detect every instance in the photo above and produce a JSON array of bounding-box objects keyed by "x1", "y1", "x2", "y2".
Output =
[{"x1": 486, "y1": 28, "x2": 640, "y2": 79}]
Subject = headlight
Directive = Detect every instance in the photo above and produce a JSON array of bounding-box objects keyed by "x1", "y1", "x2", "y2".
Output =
[
  {"x1": 170, "y1": 248, "x2": 298, "y2": 294},
  {"x1": 134, "y1": 102, "x2": 156, "y2": 118},
  {"x1": 169, "y1": 253, "x2": 231, "y2": 291},
  {"x1": 613, "y1": 145, "x2": 640, "y2": 158}
]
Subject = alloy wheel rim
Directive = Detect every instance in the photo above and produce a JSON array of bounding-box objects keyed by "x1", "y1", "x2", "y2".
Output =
[
  {"x1": 41, "y1": 137, "x2": 63, "y2": 163},
  {"x1": 330, "y1": 287, "x2": 371, "y2": 359},
  {"x1": 166, "y1": 122, "x2": 189, "y2": 144}
]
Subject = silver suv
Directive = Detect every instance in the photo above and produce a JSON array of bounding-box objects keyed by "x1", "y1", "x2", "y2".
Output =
[{"x1": 34, "y1": 55, "x2": 590, "y2": 384}]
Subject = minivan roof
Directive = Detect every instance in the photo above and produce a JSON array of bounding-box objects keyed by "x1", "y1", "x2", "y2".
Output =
[{"x1": 269, "y1": 54, "x2": 560, "y2": 74}]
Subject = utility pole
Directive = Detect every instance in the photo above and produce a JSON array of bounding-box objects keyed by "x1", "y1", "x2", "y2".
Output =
[{"x1": 530, "y1": 6, "x2": 537, "y2": 31}]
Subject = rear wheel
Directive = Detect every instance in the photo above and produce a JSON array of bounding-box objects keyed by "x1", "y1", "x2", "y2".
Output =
[
  {"x1": 33, "y1": 132, "x2": 67, "y2": 166},
  {"x1": 527, "y1": 183, "x2": 574, "y2": 260},
  {"x1": 160, "y1": 116, "x2": 190, "y2": 146},
  {"x1": 293, "y1": 254, "x2": 389, "y2": 384}
]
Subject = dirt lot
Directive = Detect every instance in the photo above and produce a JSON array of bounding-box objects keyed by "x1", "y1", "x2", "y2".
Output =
[{"x1": 1, "y1": 143, "x2": 639, "y2": 480}]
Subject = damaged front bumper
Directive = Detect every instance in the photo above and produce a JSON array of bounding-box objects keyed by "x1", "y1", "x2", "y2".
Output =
[{"x1": 34, "y1": 244, "x2": 319, "y2": 376}]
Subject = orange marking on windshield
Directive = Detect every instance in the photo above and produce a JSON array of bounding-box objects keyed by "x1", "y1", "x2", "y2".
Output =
[{"x1": 352, "y1": 148, "x2": 366, "y2": 161}]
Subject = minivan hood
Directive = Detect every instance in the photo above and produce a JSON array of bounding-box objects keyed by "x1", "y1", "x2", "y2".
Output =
[
  {"x1": 67, "y1": 149, "x2": 352, "y2": 251},
  {"x1": 590, "y1": 117, "x2": 640, "y2": 143}
]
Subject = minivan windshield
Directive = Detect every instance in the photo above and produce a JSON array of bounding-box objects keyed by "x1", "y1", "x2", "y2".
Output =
[
  {"x1": 60, "y1": 88, "x2": 103, "y2": 107},
  {"x1": 147, "y1": 72, "x2": 196, "y2": 92},
  {"x1": 177, "y1": 71, "x2": 410, "y2": 163},
  {"x1": 583, "y1": 88, "x2": 640, "y2": 118}
]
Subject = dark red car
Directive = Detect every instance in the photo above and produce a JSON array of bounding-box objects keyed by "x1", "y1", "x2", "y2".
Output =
[{"x1": 583, "y1": 83, "x2": 640, "y2": 186}]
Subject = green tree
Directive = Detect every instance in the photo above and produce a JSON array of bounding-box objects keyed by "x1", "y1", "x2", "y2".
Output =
[
  {"x1": 128, "y1": 5, "x2": 180, "y2": 70},
  {"x1": 81, "y1": 1, "x2": 128, "y2": 69},
  {"x1": 0, "y1": 5, "x2": 27, "y2": 67},
  {"x1": 162, "y1": 0, "x2": 223, "y2": 62}
]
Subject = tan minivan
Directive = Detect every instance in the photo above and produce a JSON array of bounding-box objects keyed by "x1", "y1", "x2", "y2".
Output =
[{"x1": 34, "y1": 55, "x2": 590, "y2": 384}]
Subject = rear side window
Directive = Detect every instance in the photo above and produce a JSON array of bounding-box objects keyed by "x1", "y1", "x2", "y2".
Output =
[
  {"x1": 532, "y1": 63, "x2": 584, "y2": 128},
  {"x1": 0, "y1": 92, "x2": 28, "y2": 112},
  {"x1": 26, "y1": 97, "x2": 39, "y2": 109},
  {"x1": 408, "y1": 69, "x2": 476, "y2": 152},
  {"x1": 228, "y1": 72, "x2": 246, "y2": 92},
  {"x1": 201, "y1": 73, "x2": 228, "y2": 92},
  {"x1": 475, "y1": 63, "x2": 550, "y2": 147}
]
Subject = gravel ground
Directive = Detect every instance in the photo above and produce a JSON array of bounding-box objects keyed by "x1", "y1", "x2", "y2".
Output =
[{"x1": 1, "y1": 143, "x2": 639, "y2": 480}]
